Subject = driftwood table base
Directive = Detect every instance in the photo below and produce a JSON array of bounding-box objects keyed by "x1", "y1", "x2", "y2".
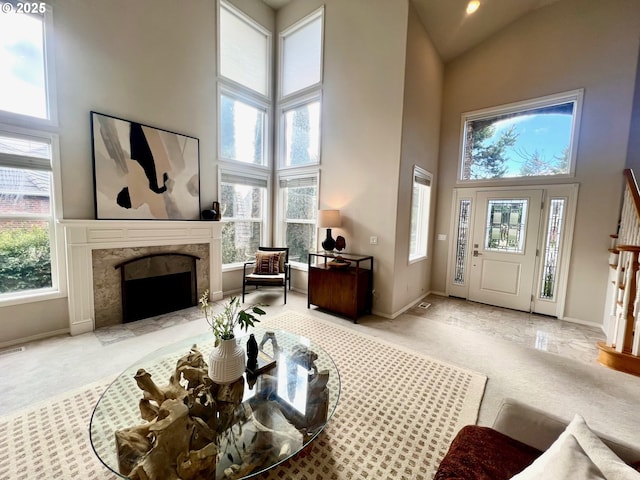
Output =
[{"x1": 115, "y1": 345, "x2": 244, "y2": 480}]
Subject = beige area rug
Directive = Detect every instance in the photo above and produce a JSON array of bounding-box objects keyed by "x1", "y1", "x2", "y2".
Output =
[{"x1": 0, "y1": 311, "x2": 486, "y2": 480}]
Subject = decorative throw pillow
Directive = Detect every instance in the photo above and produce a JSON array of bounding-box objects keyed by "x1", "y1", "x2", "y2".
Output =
[
  {"x1": 566, "y1": 415, "x2": 640, "y2": 479},
  {"x1": 510, "y1": 432, "x2": 605, "y2": 479},
  {"x1": 253, "y1": 251, "x2": 282, "y2": 274},
  {"x1": 277, "y1": 250, "x2": 286, "y2": 272},
  {"x1": 511, "y1": 415, "x2": 640, "y2": 480}
]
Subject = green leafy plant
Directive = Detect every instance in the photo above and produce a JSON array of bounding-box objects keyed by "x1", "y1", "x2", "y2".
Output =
[
  {"x1": 0, "y1": 226, "x2": 52, "y2": 294},
  {"x1": 199, "y1": 290, "x2": 266, "y2": 342}
]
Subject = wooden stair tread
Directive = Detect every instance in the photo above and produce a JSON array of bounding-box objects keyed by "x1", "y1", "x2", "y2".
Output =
[{"x1": 597, "y1": 342, "x2": 640, "y2": 377}]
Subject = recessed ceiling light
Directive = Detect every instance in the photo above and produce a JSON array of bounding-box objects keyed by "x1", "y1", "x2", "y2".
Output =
[{"x1": 466, "y1": 0, "x2": 481, "y2": 14}]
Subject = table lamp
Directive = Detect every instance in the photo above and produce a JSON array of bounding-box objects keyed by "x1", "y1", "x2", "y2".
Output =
[{"x1": 318, "y1": 209, "x2": 341, "y2": 252}]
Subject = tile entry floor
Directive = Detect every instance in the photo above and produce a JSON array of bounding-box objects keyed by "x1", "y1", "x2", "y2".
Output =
[{"x1": 404, "y1": 295, "x2": 604, "y2": 365}]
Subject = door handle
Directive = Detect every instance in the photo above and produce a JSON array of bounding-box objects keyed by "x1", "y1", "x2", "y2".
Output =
[{"x1": 473, "y1": 250, "x2": 482, "y2": 257}]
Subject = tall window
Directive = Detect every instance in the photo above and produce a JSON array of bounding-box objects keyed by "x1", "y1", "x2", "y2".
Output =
[
  {"x1": 460, "y1": 90, "x2": 582, "y2": 182},
  {"x1": 279, "y1": 172, "x2": 318, "y2": 263},
  {"x1": 276, "y1": 8, "x2": 323, "y2": 263},
  {"x1": 0, "y1": 127, "x2": 61, "y2": 299},
  {"x1": 0, "y1": 3, "x2": 56, "y2": 126},
  {"x1": 218, "y1": 1, "x2": 271, "y2": 265},
  {"x1": 409, "y1": 166, "x2": 432, "y2": 262},
  {"x1": 0, "y1": 4, "x2": 62, "y2": 303},
  {"x1": 218, "y1": 1, "x2": 269, "y2": 97},
  {"x1": 219, "y1": 89, "x2": 267, "y2": 166},
  {"x1": 219, "y1": 170, "x2": 268, "y2": 264}
]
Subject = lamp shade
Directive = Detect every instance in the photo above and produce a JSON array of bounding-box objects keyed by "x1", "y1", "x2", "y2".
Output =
[{"x1": 318, "y1": 209, "x2": 341, "y2": 228}]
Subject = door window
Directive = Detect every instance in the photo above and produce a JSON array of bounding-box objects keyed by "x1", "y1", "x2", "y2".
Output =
[{"x1": 484, "y1": 199, "x2": 528, "y2": 253}]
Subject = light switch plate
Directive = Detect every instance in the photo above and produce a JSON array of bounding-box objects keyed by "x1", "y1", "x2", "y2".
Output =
[{"x1": 370, "y1": 236, "x2": 378, "y2": 245}]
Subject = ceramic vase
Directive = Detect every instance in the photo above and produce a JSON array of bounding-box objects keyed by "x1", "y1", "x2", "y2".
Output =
[{"x1": 208, "y1": 338, "x2": 246, "y2": 384}]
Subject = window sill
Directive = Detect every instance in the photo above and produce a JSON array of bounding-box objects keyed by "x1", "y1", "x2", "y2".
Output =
[
  {"x1": 0, "y1": 289, "x2": 66, "y2": 308},
  {"x1": 222, "y1": 263, "x2": 250, "y2": 273},
  {"x1": 408, "y1": 255, "x2": 428, "y2": 265},
  {"x1": 290, "y1": 262, "x2": 308, "y2": 272},
  {"x1": 223, "y1": 262, "x2": 308, "y2": 273}
]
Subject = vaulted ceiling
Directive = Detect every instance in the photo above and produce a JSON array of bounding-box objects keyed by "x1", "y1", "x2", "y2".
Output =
[
  {"x1": 262, "y1": 0, "x2": 562, "y2": 63},
  {"x1": 412, "y1": 0, "x2": 561, "y2": 62}
]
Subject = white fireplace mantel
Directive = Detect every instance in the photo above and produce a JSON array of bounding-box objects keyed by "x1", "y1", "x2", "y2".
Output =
[{"x1": 60, "y1": 219, "x2": 224, "y2": 336}]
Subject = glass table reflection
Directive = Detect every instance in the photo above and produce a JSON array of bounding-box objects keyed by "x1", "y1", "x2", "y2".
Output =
[{"x1": 89, "y1": 328, "x2": 340, "y2": 480}]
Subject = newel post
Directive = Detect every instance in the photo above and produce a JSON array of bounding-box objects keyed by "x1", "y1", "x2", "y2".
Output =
[{"x1": 617, "y1": 245, "x2": 640, "y2": 353}]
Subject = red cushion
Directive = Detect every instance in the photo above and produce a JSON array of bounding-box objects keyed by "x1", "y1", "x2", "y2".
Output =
[{"x1": 434, "y1": 426, "x2": 543, "y2": 480}]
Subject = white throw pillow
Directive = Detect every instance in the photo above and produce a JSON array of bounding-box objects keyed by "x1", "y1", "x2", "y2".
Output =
[
  {"x1": 567, "y1": 415, "x2": 640, "y2": 479},
  {"x1": 511, "y1": 430, "x2": 605, "y2": 479},
  {"x1": 511, "y1": 415, "x2": 640, "y2": 480}
]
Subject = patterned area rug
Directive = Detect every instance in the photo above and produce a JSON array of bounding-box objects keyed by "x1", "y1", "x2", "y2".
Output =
[{"x1": 0, "y1": 312, "x2": 486, "y2": 480}]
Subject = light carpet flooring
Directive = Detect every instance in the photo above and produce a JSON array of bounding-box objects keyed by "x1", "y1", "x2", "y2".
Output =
[{"x1": 1, "y1": 291, "x2": 639, "y2": 449}]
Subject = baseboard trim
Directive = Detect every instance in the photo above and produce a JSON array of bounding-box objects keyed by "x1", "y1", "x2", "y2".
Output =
[
  {"x1": 0, "y1": 327, "x2": 69, "y2": 350},
  {"x1": 429, "y1": 290, "x2": 447, "y2": 297},
  {"x1": 560, "y1": 316, "x2": 602, "y2": 330},
  {"x1": 70, "y1": 319, "x2": 94, "y2": 336},
  {"x1": 374, "y1": 292, "x2": 433, "y2": 319}
]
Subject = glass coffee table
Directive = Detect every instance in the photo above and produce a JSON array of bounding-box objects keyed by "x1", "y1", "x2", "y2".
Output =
[{"x1": 90, "y1": 328, "x2": 340, "y2": 479}]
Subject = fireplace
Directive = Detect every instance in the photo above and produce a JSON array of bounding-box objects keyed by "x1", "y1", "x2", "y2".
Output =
[
  {"x1": 60, "y1": 220, "x2": 224, "y2": 335},
  {"x1": 117, "y1": 253, "x2": 199, "y2": 323},
  {"x1": 92, "y1": 243, "x2": 209, "y2": 328}
]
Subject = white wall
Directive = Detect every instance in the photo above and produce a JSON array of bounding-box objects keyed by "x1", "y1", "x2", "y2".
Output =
[
  {"x1": 278, "y1": 0, "x2": 410, "y2": 316},
  {"x1": 53, "y1": 0, "x2": 220, "y2": 219},
  {"x1": 432, "y1": 0, "x2": 640, "y2": 325},
  {"x1": 391, "y1": 2, "x2": 443, "y2": 315}
]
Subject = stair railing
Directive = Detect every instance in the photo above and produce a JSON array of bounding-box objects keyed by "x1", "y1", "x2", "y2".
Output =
[{"x1": 599, "y1": 169, "x2": 640, "y2": 375}]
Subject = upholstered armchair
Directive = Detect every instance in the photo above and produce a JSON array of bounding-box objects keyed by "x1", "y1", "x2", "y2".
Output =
[{"x1": 242, "y1": 247, "x2": 291, "y2": 304}]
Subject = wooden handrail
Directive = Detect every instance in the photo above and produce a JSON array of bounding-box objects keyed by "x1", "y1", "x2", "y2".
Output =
[
  {"x1": 623, "y1": 169, "x2": 640, "y2": 219},
  {"x1": 598, "y1": 169, "x2": 640, "y2": 375},
  {"x1": 616, "y1": 245, "x2": 640, "y2": 253}
]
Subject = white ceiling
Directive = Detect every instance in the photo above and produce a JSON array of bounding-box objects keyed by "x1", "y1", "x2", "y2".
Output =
[{"x1": 262, "y1": 0, "x2": 561, "y2": 63}]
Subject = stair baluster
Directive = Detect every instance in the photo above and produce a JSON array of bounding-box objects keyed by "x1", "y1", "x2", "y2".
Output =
[{"x1": 598, "y1": 169, "x2": 640, "y2": 376}]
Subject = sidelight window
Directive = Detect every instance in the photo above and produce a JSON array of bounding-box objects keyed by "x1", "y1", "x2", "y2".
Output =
[{"x1": 539, "y1": 198, "x2": 565, "y2": 300}]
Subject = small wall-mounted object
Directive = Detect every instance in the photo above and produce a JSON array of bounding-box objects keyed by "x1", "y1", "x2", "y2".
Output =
[{"x1": 201, "y1": 201, "x2": 222, "y2": 221}]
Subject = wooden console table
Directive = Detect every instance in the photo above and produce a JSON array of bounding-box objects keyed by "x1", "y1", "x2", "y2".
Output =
[{"x1": 307, "y1": 252, "x2": 374, "y2": 322}]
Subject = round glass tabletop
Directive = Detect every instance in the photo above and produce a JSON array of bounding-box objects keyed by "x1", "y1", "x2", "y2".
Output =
[{"x1": 89, "y1": 328, "x2": 340, "y2": 479}]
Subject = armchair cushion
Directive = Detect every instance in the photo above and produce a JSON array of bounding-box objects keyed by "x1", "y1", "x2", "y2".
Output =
[{"x1": 253, "y1": 251, "x2": 284, "y2": 274}]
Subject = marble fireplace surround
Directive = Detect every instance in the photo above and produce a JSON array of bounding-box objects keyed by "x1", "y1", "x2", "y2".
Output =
[{"x1": 60, "y1": 220, "x2": 224, "y2": 336}]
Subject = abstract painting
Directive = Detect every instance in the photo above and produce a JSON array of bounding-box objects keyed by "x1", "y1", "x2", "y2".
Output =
[{"x1": 91, "y1": 112, "x2": 200, "y2": 220}]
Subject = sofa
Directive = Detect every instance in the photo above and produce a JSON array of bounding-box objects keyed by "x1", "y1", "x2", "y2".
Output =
[{"x1": 435, "y1": 398, "x2": 640, "y2": 479}]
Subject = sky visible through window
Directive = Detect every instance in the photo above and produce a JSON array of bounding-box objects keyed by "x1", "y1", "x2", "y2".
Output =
[
  {"x1": 479, "y1": 112, "x2": 572, "y2": 178},
  {"x1": 0, "y1": 11, "x2": 46, "y2": 119}
]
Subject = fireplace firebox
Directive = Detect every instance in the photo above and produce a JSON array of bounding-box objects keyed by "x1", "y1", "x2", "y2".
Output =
[{"x1": 115, "y1": 253, "x2": 200, "y2": 323}]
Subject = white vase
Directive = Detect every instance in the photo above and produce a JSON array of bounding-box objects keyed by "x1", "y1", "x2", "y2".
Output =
[{"x1": 208, "y1": 338, "x2": 246, "y2": 384}]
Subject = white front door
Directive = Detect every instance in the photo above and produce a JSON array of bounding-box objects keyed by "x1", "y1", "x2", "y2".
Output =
[{"x1": 468, "y1": 190, "x2": 543, "y2": 312}]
